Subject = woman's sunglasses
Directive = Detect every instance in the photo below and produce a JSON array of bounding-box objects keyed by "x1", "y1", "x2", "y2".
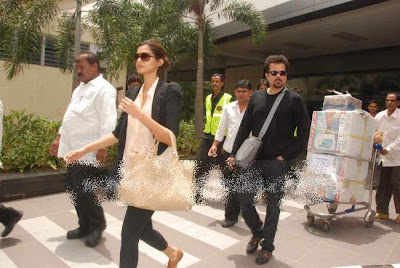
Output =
[{"x1": 133, "y1": 53, "x2": 154, "y2": 62}]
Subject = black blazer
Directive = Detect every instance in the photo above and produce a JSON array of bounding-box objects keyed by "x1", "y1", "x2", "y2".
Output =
[{"x1": 112, "y1": 79, "x2": 183, "y2": 162}]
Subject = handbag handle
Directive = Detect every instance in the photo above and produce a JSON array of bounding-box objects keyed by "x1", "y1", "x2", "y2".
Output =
[{"x1": 149, "y1": 128, "x2": 179, "y2": 159}]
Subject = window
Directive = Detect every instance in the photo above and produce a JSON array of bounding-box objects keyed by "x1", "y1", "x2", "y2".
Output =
[
  {"x1": 0, "y1": 35, "x2": 41, "y2": 65},
  {"x1": 45, "y1": 35, "x2": 90, "y2": 68},
  {"x1": 0, "y1": 34, "x2": 90, "y2": 68}
]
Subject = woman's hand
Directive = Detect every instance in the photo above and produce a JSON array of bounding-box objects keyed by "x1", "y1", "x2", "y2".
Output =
[
  {"x1": 119, "y1": 97, "x2": 143, "y2": 119},
  {"x1": 64, "y1": 148, "x2": 88, "y2": 163}
]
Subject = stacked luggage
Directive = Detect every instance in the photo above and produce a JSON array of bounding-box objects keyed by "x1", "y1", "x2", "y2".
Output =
[{"x1": 307, "y1": 93, "x2": 375, "y2": 203}]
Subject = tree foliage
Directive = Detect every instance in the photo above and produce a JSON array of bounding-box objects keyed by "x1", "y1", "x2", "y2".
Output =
[
  {"x1": 2, "y1": 1, "x2": 267, "y2": 133},
  {"x1": 163, "y1": 0, "x2": 267, "y2": 138},
  {"x1": 54, "y1": 0, "x2": 199, "y2": 81},
  {"x1": 55, "y1": 13, "x2": 76, "y2": 73},
  {"x1": 0, "y1": 0, "x2": 59, "y2": 79}
]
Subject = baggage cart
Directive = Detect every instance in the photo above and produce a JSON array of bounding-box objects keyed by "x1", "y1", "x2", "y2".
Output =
[{"x1": 304, "y1": 144, "x2": 382, "y2": 232}]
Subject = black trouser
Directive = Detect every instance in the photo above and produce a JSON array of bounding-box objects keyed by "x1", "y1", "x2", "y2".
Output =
[
  {"x1": 0, "y1": 204, "x2": 19, "y2": 225},
  {"x1": 220, "y1": 152, "x2": 241, "y2": 221},
  {"x1": 120, "y1": 206, "x2": 168, "y2": 268},
  {"x1": 66, "y1": 163, "x2": 106, "y2": 232},
  {"x1": 376, "y1": 165, "x2": 400, "y2": 214},
  {"x1": 239, "y1": 159, "x2": 288, "y2": 253},
  {"x1": 194, "y1": 138, "x2": 223, "y2": 202}
]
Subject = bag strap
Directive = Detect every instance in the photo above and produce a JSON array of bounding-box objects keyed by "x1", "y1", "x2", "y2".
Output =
[
  {"x1": 150, "y1": 129, "x2": 179, "y2": 158},
  {"x1": 258, "y1": 87, "x2": 288, "y2": 139}
]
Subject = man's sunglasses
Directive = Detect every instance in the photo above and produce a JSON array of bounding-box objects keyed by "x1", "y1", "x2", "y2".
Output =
[
  {"x1": 268, "y1": 71, "x2": 287, "y2": 76},
  {"x1": 133, "y1": 53, "x2": 154, "y2": 62}
]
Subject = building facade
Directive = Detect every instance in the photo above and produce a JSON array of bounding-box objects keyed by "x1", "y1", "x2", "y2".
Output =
[{"x1": 171, "y1": 0, "x2": 400, "y2": 114}]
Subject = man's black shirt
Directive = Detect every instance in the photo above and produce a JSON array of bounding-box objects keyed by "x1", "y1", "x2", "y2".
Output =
[{"x1": 231, "y1": 88, "x2": 310, "y2": 161}]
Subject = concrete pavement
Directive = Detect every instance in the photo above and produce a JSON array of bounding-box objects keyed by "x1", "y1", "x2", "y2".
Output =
[{"x1": 0, "y1": 192, "x2": 399, "y2": 268}]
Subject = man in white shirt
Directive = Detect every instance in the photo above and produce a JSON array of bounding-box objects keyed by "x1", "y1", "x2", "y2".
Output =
[
  {"x1": 375, "y1": 92, "x2": 400, "y2": 224},
  {"x1": 208, "y1": 80, "x2": 252, "y2": 228},
  {"x1": 0, "y1": 100, "x2": 23, "y2": 237},
  {"x1": 49, "y1": 52, "x2": 117, "y2": 247}
]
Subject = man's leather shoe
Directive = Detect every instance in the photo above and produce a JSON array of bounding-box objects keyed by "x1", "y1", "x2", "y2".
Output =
[
  {"x1": 375, "y1": 213, "x2": 389, "y2": 220},
  {"x1": 246, "y1": 236, "x2": 262, "y2": 253},
  {"x1": 167, "y1": 248, "x2": 183, "y2": 268},
  {"x1": 85, "y1": 230, "x2": 102, "y2": 247},
  {"x1": 221, "y1": 219, "x2": 238, "y2": 228},
  {"x1": 395, "y1": 214, "x2": 400, "y2": 224},
  {"x1": 66, "y1": 228, "x2": 89, "y2": 240},
  {"x1": 1, "y1": 210, "x2": 23, "y2": 237},
  {"x1": 255, "y1": 249, "x2": 272, "y2": 265}
]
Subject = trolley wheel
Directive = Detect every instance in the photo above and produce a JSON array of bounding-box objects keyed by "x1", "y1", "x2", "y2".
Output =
[
  {"x1": 364, "y1": 210, "x2": 376, "y2": 227},
  {"x1": 323, "y1": 221, "x2": 331, "y2": 232},
  {"x1": 307, "y1": 215, "x2": 315, "y2": 226},
  {"x1": 327, "y1": 203, "x2": 338, "y2": 214}
]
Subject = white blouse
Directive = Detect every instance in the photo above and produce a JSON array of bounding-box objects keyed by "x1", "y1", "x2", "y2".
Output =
[{"x1": 123, "y1": 78, "x2": 159, "y2": 161}]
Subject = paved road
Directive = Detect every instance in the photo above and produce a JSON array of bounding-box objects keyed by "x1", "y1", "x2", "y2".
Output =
[{"x1": 0, "y1": 192, "x2": 399, "y2": 267}]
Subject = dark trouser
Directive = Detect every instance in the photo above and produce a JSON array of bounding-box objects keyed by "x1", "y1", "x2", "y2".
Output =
[
  {"x1": 374, "y1": 164, "x2": 381, "y2": 187},
  {"x1": 376, "y1": 165, "x2": 400, "y2": 214},
  {"x1": 194, "y1": 138, "x2": 223, "y2": 202},
  {"x1": 120, "y1": 206, "x2": 168, "y2": 268},
  {"x1": 66, "y1": 163, "x2": 106, "y2": 232},
  {"x1": 220, "y1": 152, "x2": 241, "y2": 221},
  {"x1": 0, "y1": 204, "x2": 20, "y2": 225},
  {"x1": 239, "y1": 159, "x2": 288, "y2": 253}
]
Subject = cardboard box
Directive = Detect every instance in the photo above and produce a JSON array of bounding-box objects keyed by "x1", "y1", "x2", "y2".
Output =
[
  {"x1": 323, "y1": 94, "x2": 362, "y2": 111},
  {"x1": 308, "y1": 110, "x2": 375, "y2": 161},
  {"x1": 306, "y1": 153, "x2": 369, "y2": 203}
]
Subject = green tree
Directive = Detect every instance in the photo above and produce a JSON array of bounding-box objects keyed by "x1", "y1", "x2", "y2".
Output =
[
  {"x1": 155, "y1": 0, "x2": 268, "y2": 138},
  {"x1": 2, "y1": 1, "x2": 267, "y2": 135},
  {"x1": 55, "y1": 0, "x2": 196, "y2": 82}
]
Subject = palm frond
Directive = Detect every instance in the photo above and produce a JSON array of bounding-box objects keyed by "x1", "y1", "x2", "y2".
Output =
[
  {"x1": 209, "y1": 0, "x2": 225, "y2": 12},
  {"x1": 87, "y1": 0, "x2": 147, "y2": 80},
  {"x1": 220, "y1": 1, "x2": 267, "y2": 44},
  {"x1": 1, "y1": 0, "x2": 59, "y2": 79},
  {"x1": 55, "y1": 13, "x2": 75, "y2": 73}
]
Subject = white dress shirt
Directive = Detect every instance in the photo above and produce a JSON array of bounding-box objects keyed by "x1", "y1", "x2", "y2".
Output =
[
  {"x1": 214, "y1": 100, "x2": 246, "y2": 153},
  {"x1": 123, "y1": 78, "x2": 159, "y2": 161},
  {"x1": 58, "y1": 74, "x2": 117, "y2": 161},
  {"x1": 375, "y1": 108, "x2": 400, "y2": 167}
]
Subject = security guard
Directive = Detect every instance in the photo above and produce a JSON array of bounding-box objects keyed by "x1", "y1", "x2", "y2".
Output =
[{"x1": 195, "y1": 73, "x2": 232, "y2": 203}]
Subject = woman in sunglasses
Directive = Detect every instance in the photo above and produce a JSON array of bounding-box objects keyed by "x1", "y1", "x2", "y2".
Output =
[{"x1": 65, "y1": 40, "x2": 183, "y2": 268}]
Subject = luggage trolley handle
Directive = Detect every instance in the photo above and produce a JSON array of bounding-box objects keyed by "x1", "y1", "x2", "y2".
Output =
[
  {"x1": 374, "y1": 143, "x2": 383, "y2": 151},
  {"x1": 368, "y1": 143, "x2": 383, "y2": 208}
]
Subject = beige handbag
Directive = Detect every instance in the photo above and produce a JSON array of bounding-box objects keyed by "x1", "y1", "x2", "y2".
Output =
[{"x1": 118, "y1": 129, "x2": 194, "y2": 211}]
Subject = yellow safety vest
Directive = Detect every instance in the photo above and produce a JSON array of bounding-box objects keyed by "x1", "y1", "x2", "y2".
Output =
[{"x1": 204, "y1": 92, "x2": 232, "y2": 135}]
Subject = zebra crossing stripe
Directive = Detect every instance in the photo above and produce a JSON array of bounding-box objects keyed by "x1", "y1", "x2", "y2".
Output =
[
  {"x1": 191, "y1": 205, "x2": 225, "y2": 219},
  {"x1": 0, "y1": 250, "x2": 17, "y2": 268},
  {"x1": 101, "y1": 212, "x2": 200, "y2": 268},
  {"x1": 333, "y1": 265, "x2": 400, "y2": 268},
  {"x1": 282, "y1": 199, "x2": 304, "y2": 209},
  {"x1": 152, "y1": 211, "x2": 240, "y2": 249},
  {"x1": 278, "y1": 210, "x2": 292, "y2": 220},
  {"x1": 19, "y1": 216, "x2": 118, "y2": 268},
  {"x1": 332, "y1": 266, "x2": 362, "y2": 268},
  {"x1": 191, "y1": 204, "x2": 292, "y2": 221}
]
